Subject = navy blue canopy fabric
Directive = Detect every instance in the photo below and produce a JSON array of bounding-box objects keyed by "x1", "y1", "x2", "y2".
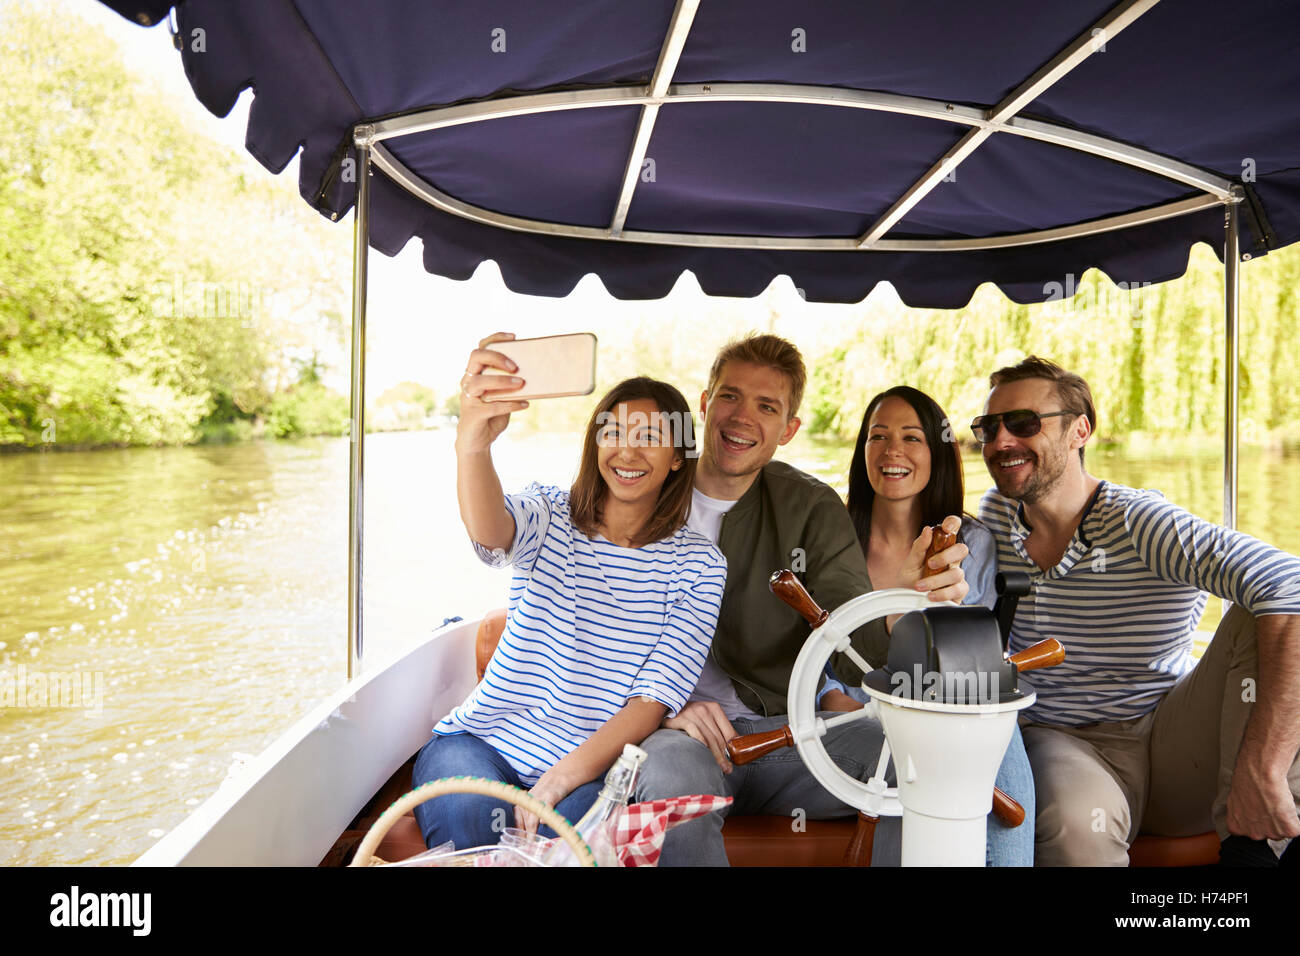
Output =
[{"x1": 104, "y1": 0, "x2": 1300, "y2": 306}]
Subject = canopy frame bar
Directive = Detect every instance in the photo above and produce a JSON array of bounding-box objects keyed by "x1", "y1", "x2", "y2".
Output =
[
  {"x1": 986, "y1": 0, "x2": 1161, "y2": 124},
  {"x1": 365, "y1": 82, "x2": 1233, "y2": 250},
  {"x1": 859, "y1": 0, "x2": 1162, "y2": 244},
  {"x1": 371, "y1": 140, "x2": 1222, "y2": 251},
  {"x1": 346, "y1": 129, "x2": 375, "y2": 679},
  {"x1": 367, "y1": 83, "x2": 1233, "y2": 199},
  {"x1": 609, "y1": 0, "x2": 700, "y2": 237}
]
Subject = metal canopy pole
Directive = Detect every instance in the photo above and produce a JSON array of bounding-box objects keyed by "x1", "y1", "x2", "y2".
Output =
[
  {"x1": 347, "y1": 127, "x2": 375, "y2": 680},
  {"x1": 1223, "y1": 188, "x2": 1242, "y2": 531}
]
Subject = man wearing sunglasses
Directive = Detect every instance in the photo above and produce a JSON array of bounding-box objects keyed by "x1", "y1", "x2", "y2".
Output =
[{"x1": 973, "y1": 356, "x2": 1300, "y2": 867}]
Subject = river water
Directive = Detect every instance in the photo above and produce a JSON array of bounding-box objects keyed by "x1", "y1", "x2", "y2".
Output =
[{"x1": 1, "y1": 429, "x2": 1296, "y2": 865}]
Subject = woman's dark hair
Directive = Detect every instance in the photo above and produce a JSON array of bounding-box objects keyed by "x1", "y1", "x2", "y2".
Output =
[
  {"x1": 570, "y1": 377, "x2": 697, "y2": 547},
  {"x1": 845, "y1": 386, "x2": 964, "y2": 553}
]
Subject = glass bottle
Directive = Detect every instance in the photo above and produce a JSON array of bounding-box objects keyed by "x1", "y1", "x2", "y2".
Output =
[{"x1": 544, "y1": 743, "x2": 647, "y2": 867}]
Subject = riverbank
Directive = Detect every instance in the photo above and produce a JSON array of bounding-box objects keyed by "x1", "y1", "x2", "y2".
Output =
[
  {"x1": 0, "y1": 380, "x2": 463, "y2": 453},
  {"x1": 6, "y1": 417, "x2": 1300, "y2": 455}
]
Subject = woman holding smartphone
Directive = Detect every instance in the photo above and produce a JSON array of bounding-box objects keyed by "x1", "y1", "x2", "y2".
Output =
[
  {"x1": 411, "y1": 333, "x2": 726, "y2": 850},
  {"x1": 821, "y1": 385, "x2": 1036, "y2": 866}
]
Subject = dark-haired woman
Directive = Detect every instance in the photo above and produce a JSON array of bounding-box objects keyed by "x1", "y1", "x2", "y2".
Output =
[
  {"x1": 411, "y1": 333, "x2": 726, "y2": 851},
  {"x1": 822, "y1": 385, "x2": 1035, "y2": 866},
  {"x1": 845, "y1": 386, "x2": 997, "y2": 608}
]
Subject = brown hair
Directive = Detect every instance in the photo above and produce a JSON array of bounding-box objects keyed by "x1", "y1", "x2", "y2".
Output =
[
  {"x1": 706, "y1": 333, "x2": 806, "y2": 419},
  {"x1": 569, "y1": 377, "x2": 697, "y2": 547},
  {"x1": 988, "y1": 356, "x2": 1096, "y2": 464}
]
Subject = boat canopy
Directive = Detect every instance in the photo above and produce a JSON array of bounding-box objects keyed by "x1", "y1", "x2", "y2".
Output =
[
  {"x1": 103, "y1": 0, "x2": 1300, "y2": 307},
  {"x1": 101, "y1": 0, "x2": 1300, "y2": 673}
]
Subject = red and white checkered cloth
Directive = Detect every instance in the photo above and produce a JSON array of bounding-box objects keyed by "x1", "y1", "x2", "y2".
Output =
[{"x1": 612, "y1": 794, "x2": 734, "y2": 867}]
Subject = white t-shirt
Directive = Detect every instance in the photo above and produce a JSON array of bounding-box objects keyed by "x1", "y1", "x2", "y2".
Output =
[{"x1": 685, "y1": 487, "x2": 764, "y2": 721}]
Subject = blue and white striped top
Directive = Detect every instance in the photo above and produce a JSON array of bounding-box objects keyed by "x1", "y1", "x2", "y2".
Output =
[
  {"x1": 435, "y1": 484, "x2": 727, "y2": 785},
  {"x1": 979, "y1": 481, "x2": 1300, "y2": 726}
]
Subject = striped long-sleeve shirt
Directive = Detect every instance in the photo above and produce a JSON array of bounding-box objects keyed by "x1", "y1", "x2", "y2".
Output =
[
  {"x1": 435, "y1": 484, "x2": 727, "y2": 785},
  {"x1": 979, "y1": 481, "x2": 1300, "y2": 726}
]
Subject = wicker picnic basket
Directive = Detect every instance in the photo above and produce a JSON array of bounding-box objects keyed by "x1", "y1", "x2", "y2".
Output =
[{"x1": 347, "y1": 776, "x2": 597, "y2": 867}]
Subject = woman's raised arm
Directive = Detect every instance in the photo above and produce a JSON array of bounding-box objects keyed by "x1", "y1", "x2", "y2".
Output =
[{"x1": 455, "y1": 332, "x2": 530, "y2": 552}]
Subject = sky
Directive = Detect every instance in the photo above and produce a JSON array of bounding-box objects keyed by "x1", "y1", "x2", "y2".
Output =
[{"x1": 57, "y1": 0, "x2": 899, "y2": 399}]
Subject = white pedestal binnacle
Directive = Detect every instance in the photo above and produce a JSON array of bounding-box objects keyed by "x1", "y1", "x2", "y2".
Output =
[{"x1": 785, "y1": 588, "x2": 1035, "y2": 866}]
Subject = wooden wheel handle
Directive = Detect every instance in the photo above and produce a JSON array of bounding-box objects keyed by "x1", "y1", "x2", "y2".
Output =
[
  {"x1": 992, "y1": 787, "x2": 1025, "y2": 827},
  {"x1": 925, "y1": 523, "x2": 957, "y2": 567},
  {"x1": 844, "y1": 811, "x2": 877, "y2": 866},
  {"x1": 726, "y1": 725, "x2": 793, "y2": 765},
  {"x1": 1008, "y1": 638, "x2": 1064, "y2": 671},
  {"x1": 768, "y1": 569, "x2": 828, "y2": 627}
]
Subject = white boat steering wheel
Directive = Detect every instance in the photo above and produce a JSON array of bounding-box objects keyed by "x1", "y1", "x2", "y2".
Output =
[{"x1": 784, "y1": 587, "x2": 940, "y2": 819}]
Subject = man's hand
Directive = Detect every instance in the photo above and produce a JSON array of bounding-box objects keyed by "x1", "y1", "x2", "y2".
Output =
[
  {"x1": 1226, "y1": 613, "x2": 1300, "y2": 842},
  {"x1": 662, "y1": 701, "x2": 736, "y2": 774},
  {"x1": 902, "y1": 515, "x2": 970, "y2": 604},
  {"x1": 1224, "y1": 757, "x2": 1300, "y2": 841}
]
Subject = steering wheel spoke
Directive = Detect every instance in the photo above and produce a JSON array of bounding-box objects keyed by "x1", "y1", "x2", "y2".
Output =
[
  {"x1": 839, "y1": 645, "x2": 873, "y2": 680},
  {"x1": 787, "y1": 589, "x2": 937, "y2": 819}
]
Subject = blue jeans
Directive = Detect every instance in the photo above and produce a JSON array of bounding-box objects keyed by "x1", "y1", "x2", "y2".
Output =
[
  {"x1": 987, "y1": 723, "x2": 1035, "y2": 866},
  {"x1": 410, "y1": 732, "x2": 603, "y2": 850}
]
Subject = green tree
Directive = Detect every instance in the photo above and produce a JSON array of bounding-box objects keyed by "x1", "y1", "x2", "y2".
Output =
[{"x1": 0, "y1": 0, "x2": 349, "y2": 448}]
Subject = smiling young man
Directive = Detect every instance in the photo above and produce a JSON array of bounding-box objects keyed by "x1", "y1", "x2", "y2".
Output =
[
  {"x1": 634, "y1": 334, "x2": 973, "y2": 866},
  {"x1": 975, "y1": 356, "x2": 1300, "y2": 866}
]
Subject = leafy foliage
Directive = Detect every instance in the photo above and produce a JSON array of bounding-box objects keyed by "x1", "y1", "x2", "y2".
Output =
[
  {"x1": 0, "y1": 1, "x2": 349, "y2": 448},
  {"x1": 802, "y1": 244, "x2": 1300, "y2": 448},
  {"x1": 3, "y1": 2, "x2": 1298, "y2": 453},
  {"x1": 265, "y1": 381, "x2": 349, "y2": 439}
]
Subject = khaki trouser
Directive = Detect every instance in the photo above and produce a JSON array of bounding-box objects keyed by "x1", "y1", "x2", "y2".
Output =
[{"x1": 1022, "y1": 605, "x2": 1300, "y2": 866}]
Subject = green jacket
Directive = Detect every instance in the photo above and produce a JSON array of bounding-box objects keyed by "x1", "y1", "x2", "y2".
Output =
[{"x1": 710, "y1": 460, "x2": 888, "y2": 716}]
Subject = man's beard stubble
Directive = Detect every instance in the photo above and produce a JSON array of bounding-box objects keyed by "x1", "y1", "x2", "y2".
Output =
[{"x1": 990, "y1": 440, "x2": 1069, "y2": 506}]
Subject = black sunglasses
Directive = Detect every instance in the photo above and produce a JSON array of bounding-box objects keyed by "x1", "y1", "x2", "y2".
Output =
[{"x1": 970, "y1": 409, "x2": 1079, "y2": 444}]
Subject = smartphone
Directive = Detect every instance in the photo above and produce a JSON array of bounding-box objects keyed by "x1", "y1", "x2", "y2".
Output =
[{"x1": 481, "y1": 332, "x2": 597, "y2": 402}]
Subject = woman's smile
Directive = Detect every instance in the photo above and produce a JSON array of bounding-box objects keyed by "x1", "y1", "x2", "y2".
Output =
[
  {"x1": 610, "y1": 465, "x2": 649, "y2": 484},
  {"x1": 597, "y1": 399, "x2": 681, "y2": 504},
  {"x1": 865, "y1": 396, "x2": 932, "y2": 501}
]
